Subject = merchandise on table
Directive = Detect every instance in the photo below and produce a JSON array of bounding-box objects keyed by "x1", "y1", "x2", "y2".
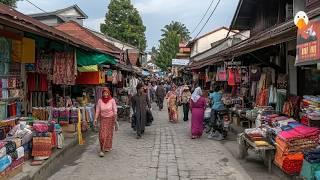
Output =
[{"x1": 274, "y1": 124, "x2": 320, "y2": 175}]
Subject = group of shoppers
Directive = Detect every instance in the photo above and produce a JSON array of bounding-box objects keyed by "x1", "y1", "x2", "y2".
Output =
[{"x1": 93, "y1": 79, "x2": 226, "y2": 157}]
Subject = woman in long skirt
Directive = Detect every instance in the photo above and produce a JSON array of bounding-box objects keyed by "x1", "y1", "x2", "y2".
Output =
[
  {"x1": 166, "y1": 86, "x2": 178, "y2": 123},
  {"x1": 94, "y1": 88, "x2": 118, "y2": 157},
  {"x1": 190, "y1": 87, "x2": 206, "y2": 139}
]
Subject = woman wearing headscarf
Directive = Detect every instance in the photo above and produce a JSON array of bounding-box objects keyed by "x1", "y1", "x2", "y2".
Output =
[
  {"x1": 190, "y1": 87, "x2": 206, "y2": 139},
  {"x1": 94, "y1": 88, "x2": 118, "y2": 157},
  {"x1": 166, "y1": 85, "x2": 178, "y2": 123}
]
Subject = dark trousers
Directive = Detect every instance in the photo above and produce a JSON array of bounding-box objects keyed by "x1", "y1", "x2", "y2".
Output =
[
  {"x1": 182, "y1": 103, "x2": 189, "y2": 121},
  {"x1": 158, "y1": 97, "x2": 164, "y2": 110}
]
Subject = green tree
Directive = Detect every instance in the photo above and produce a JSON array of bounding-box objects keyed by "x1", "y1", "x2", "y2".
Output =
[
  {"x1": 155, "y1": 31, "x2": 180, "y2": 71},
  {"x1": 161, "y1": 21, "x2": 191, "y2": 42},
  {"x1": 100, "y1": 0, "x2": 147, "y2": 51},
  {"x1": 0, "y1": 0, "x2": 19, "y2": 7}
]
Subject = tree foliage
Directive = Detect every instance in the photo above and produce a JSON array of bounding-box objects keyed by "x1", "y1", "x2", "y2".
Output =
[
  {"x1": 155, "y1": 21, "x2": 190, "y2": 71},
  {"x1": 155, "y1": 31, "x2": 180, "y2": 71},
  {"x1": 0, "y1": 0, "x2": 19, "y2": 7},
  {"x1": 161, "y1": 21, "x2": 191, "y2": 42},
  {"x1": 100, "y1": 0, "x2": 147, "y2": 51}
]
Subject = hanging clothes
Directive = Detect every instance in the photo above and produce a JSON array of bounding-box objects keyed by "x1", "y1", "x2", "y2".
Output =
[
  {"x1": 228, "y1": 68, "x2": 236, "y2": 86},
  {"x1": 53, "y1": 52, "x2": 76, "y2": 85},
  {"x1": 250, "y1": 67, "x2": 261, "y2": 81}
]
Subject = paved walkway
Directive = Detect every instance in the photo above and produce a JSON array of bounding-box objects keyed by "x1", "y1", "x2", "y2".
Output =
[{"x1": 48, "y1": 103, "x2": 252, "y2": 180}]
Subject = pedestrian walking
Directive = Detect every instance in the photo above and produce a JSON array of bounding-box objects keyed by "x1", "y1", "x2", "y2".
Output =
[
  {"x1": 166, "y1": 85, "x2": 179, "y2": 123},
  {"x1": 181, "y1": 85, "x2": 192, "y2": 121},
  {"x1": 94, "y1": 88, "x2": 118, "y2": 157},
  {"x1": 190, "y1": 87, "x2": 206, "y2": 139},
  {"x1": 155, "y1": 82, "x2": 166, "y2": 111},
  {"x1": 131, "y1": 83, "x2": 151, "y2": 139}
]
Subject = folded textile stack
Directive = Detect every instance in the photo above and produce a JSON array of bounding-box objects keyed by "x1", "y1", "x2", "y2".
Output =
[
  {"x1": 274, "y1": 124, "x2": 319, "y2": 175},
  {"x1": 32, "y1": 122, "x2": 52, "y2": 161},
  {"x1": 300, "y1": 148, "x2": 320, "y2": 180},
  {"x1": 301, "y1": 96, "x2": 320, "y2": 125},
  {"x1": 32, "y1": 107, "x2": 50, "y2": 121},
  {"x1": 244, "y1": 128, "x2": 271, "y2": 147}
]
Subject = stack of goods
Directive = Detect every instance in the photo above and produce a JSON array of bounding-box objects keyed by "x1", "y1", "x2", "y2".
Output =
[
  {"x1": 301, "y1": 95, "x2": 320, "y2": 127},
  {"x1": 32, "y1": 107, "x2": 50, "y2": 121},
  {"x1": 274, "y1": 123, "x2": 319, "y2": 175},
  {"x1": 300, "y1": 148, "x2": 320, "y2": 180},
  {"x1": 0, "y1": 122, "x2": 32, "y2": 177},
  {"x1": 52, "y1": 108, "x2": 70, "y2": 125},
  {"x1": 254, "y1": 106, "x2": 275, "y2": 127},
  {"x1": 32, "y1": 122, "x2": 52, "y2": 164},
  {"x1": 7, "y1": 123, "x2": 32, "y2": 161},
  {"x1": 244, "y1": 128, "x2": 272, "y2": 147}
]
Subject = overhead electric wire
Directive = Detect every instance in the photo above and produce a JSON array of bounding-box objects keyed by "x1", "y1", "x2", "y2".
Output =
[
  {"x1": 190, "y1": 0, "x2": 215, "y2": 35},
  {"x1": 194, "y1": 0, "x2": 221, "y2": 39},
  {"x1": 25, "y1": 0, "x2": 47, "y2": 13}
]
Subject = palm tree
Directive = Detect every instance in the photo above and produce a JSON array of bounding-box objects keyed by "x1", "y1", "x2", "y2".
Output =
[{"x1": 161, "y1": 21, "x2": 191, "y2": 42}]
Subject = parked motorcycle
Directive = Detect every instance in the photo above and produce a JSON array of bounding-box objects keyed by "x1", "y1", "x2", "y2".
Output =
[{"x1": 206, "y1": 109, "x2": 231, "y2": 140}]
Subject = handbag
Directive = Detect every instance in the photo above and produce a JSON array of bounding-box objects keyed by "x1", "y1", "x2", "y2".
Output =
[{"x1": 146, "y1": 109, "x2": 153, "y2": 126}]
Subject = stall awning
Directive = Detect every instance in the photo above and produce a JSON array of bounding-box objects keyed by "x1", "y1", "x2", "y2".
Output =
[{"x1": 76, "y1": 49, "x2": 117, "y2": 66}]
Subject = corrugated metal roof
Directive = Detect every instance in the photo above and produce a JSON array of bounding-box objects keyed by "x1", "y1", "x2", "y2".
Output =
[
  {"x1": 55, "y1": 21, "x2": 120, "y2": 58},
  {"x1": 0, "y1": 3, "x2": 101, "y2": 53}
]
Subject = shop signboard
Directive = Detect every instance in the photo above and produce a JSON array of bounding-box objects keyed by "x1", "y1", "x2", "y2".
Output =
[
  {"x1": 172, "y1": 59, "x2": 189, "y2": 66},
  {"x1": 296, "y1": 17, "x2": 320, "y2": 66}
]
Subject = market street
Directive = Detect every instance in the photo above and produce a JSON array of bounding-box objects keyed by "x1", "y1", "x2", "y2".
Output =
[{"x1": 48, "y1": 103, "x2": 251, "y2": 180}]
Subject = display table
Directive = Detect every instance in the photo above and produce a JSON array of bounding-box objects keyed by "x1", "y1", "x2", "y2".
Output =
[{"x1": 238, "y1": 133, "x2": 275, "y2": 173}]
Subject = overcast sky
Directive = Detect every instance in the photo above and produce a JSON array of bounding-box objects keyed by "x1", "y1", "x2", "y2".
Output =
[{"x1": 17, "y1": 0, "x2": 239, "y2": 50}]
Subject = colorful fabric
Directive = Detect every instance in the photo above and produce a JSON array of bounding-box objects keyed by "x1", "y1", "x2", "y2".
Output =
[
  {"x1": 53, "y1": 52, "x2": 75, "y2": 85},
  {"x1": 282, "y1": 153, "x2": 304, "y2": 175},
  {"x1": 33, "y1": 122, "x2": 48, "y2": 133},
  {"x1": 190, "y1": 97, "x2": 206, "y2": 137},
  {"x1": 0, "y1": 155, "x2": 12, "y2": 172},
  {"x1": 32, "y1": 137, "x2": 52, "y2": 157},
  {"x1": 5, "y1": 141, "x2": 16, "y2": 154},
  {"x1": 99, "y1": 116, "x2": 115, "y2": 152},
  {"x1": 7, "y1": 157, "x2": 23, "y2": 171}
]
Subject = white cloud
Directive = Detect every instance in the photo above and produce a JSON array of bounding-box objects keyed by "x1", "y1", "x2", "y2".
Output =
[
  {"x1": 84, "y1": 17, "x2": 105, "y2": 32},
  {"x1": 134, "y1": 0, "x2": 204, "y2": 15}
]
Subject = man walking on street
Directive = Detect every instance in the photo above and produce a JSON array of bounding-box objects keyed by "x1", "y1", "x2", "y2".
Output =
[
  {"x1": 156, "y1": 82, "x2": 166, "y2": 111},
  {"x1": 131, "y1": 83, "x2": 151, "y2": 139},
  {"x1": 181, "y1": 85, "x2": 192, "y2": 121}
]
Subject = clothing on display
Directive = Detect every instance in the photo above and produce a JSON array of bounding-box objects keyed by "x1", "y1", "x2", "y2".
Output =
[
  {"x1": 36, "y1": 52, "x2": 53, "y2": 74},
  {"x1": 53, "y1": 52, "x2": 76, "y2": 85}
]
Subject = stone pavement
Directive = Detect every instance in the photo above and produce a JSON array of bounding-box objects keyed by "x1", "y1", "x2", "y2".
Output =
[{"x1": 48, "y1": 103, "x2": 252, "y2": 180}]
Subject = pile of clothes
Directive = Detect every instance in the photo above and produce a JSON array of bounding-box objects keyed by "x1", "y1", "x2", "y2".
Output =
[
  {"x1": 301, "y1": 96, "x2": 320, "y2": 127},
  {"x1": 0, "y1": 122, "x2": 33, "y2": 177},
  {"x1": 274, "y1": 123, "x2": 319, "y2": 175},
  {"x1": 31, "y1": 121, "x2": 64, "y2": 165},
  {"x1": 300, "y1": 148, "x2": 320, "y2": 180},
  {"x1": 244, "y1": 128, "x2": 271, "y2": 147}
]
